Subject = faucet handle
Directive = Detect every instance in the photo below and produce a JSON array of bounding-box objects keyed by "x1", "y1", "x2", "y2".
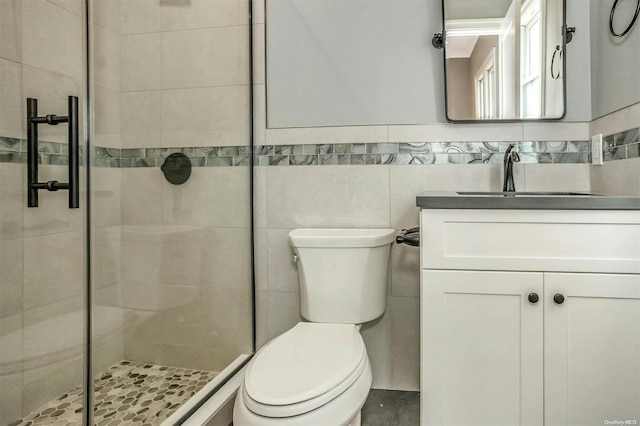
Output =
[{"x1": 511, "y1": 150, "x2": 521, "y2": 162}]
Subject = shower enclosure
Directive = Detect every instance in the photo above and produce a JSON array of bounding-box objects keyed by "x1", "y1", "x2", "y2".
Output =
[{"x1": 0, "y1": 0, "x2": 254, "y2": 424}]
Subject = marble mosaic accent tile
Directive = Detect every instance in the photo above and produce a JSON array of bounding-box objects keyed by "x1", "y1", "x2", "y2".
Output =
[
  {"x1": 0, "y1": 137, "x2": 23, "y2": 152},
  {"x1": 8, "y1": 361, "x2": 217, "y2": 426},
  {"x1": 603, "y1": 126, "x2": 640, "y2": 161},
  {"x1": 0, "y1": 150, "x2": 23, "y2": 164},
  {"x1": 0, "y1": 135, "x2": 605, "y2": 167},
  {"x1": 254, "y1": 140, "x2": 591, "y2": 166}
]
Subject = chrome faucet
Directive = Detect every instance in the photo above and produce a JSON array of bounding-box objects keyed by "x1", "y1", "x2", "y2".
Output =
[{"x1": 503, "y1": 144, "x2": 520, "y2": 192}]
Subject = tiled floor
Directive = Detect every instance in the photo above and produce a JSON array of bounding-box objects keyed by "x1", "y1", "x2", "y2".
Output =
[
  {"x1": 9, "y1": 361, "x2": 217, "y2": 426},
  {"x1": 362, "y1": 389, "x2": 421, "y2": 426}
]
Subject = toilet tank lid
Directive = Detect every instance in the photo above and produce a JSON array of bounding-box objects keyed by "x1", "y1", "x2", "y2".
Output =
[{"x1": 289, "y1": 228, "x2": 395, "y2": 248}]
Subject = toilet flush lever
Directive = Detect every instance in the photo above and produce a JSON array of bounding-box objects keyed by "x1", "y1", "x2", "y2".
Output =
[{"x1": 291, "y1": 253, "x2": 298, "y2": 263}]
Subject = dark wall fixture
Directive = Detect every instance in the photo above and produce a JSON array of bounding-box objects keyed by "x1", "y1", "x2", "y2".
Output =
[
  {"x1": 161, "y1": 153, "x2": 192, "y2": 185},
  {"x1": 610, "y1": 0, "x2": 640, "y2": 37}
]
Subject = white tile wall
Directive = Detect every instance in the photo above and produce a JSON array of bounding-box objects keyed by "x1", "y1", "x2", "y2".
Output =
[
  {"x1": 0, "y1": 0, "x2": 21, "y2": 62},
  {"x1": 120, "y1": 33, "x2": 162, "y2": 92},
  {"x1": 0, "y1": 163, "x2": 23, "y2": 241},
  {"x1": 160, "y1": 0, "x2": 248, "y2": 31},
  {"x1": 265, "y1": 165, "x2": 391, "y2": 228},
  {"x1": 0, "y1": 239, "x2": 23, "y2": 319},
  {"x1": 590, "y1": 102, "x2": 640, "y2": 195},
  {"x1": 0, "y1": 58, "x2": 23, "y2": 139},
  {"x1": 121, "y1": 90, "x2": 162, "y2": 148},
  {"x1": 161, "y1": 167, "x2": 251, "y2": 228},
  {"x1": 266, "y1": 228, "x2": 298, "y2": 293},
  {"x1": 120, "y1": 0, "x2": 161, "y2": 35},
  {"x1": 21, "y1": 0, "x2": 82, "y2": 80},
  {"x1": 0, "y1": 313, "x2": 22, "y2": 424},
  {"x1": 523, "y1": 164, "x2": 591, "y2": 193},
  {"x1": 93, "y1": 0, "x2": 120, "y2": 33},
  {"x1": 22, "y1": 231, "x2": 84, "y2": 310},
  {"x1": 94, "y1": 24, "x2": 121, "y2": 91},
  {"x1": 161, "y1": 85, "x2": 250, "y2": 147},
  {"x1": 591, "y1": 157, "x2": 640, "y2": 195},
  {"x1": 161, "y1": 26, "x2": 250, "y2": 89},
  {"x1": 121, "y1": 168, "x2": 163, "y2": 224},
  {"x1": 47, "y1": 0, "x2": 82, "y2": 16},
  {"x1": 94, "y1": 85, "x2": 122, "y2": 149}
]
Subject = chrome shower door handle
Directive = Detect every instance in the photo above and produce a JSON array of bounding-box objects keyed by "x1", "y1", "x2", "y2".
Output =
[{"x1": 27, "y1": 96, "x2": 80, "y2": 208}]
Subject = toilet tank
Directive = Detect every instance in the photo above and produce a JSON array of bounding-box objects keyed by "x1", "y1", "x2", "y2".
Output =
[{"x1": 288, "y1": 229, "x2": 396, "y2": 324}]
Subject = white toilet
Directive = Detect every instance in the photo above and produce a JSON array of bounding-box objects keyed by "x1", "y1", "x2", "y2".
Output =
[{"x1": 233, "y1": 228, "x2": 396, "y2": 426}]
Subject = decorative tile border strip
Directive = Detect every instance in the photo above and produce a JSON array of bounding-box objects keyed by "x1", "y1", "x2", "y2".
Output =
[
  {"x1": 603, "y1": 126, "x2": 640, "y2": 162},
  {"x1": 254, "y1": 141, "x2": 591, "y2": 166},
  {"x1": 0, "y1": 136, "x2": 594, "y2": 167}
]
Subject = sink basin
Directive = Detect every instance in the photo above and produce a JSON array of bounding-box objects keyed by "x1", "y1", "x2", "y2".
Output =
[{"x1": 456, "y1": 191, "x2": 600, "y2": 197}]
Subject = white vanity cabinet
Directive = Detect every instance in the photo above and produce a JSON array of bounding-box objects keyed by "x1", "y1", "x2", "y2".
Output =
[{"x1": 420, "y1": 209, "x2": 640, "y2": 426}]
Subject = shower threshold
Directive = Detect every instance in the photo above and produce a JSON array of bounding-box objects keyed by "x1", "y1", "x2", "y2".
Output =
[{"x1": 9, "y1": 361, "x2": 218, "y2": 426}]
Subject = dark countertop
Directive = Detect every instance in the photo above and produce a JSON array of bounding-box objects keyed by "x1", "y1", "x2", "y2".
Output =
[{"x1": 416, "y1": 191, "x2": 640, "y2": 210}]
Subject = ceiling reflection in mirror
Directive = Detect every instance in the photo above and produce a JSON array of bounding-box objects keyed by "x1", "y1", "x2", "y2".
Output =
[{"x1": 443, "y1": 0, "x2": 565, "y2": 121}]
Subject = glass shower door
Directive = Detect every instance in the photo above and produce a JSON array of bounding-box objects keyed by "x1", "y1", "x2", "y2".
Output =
[
  {"x1": 89, "y1": 0, "x2": 255, "y2": 424},
  {"x1": 1, "y1": 0, "x2": 254, "y2": 423},
  {"x1": 0, "y1": 0, "x2": 89, "y2": 424}
]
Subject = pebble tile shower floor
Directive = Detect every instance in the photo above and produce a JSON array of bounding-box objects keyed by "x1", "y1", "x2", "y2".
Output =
[{"x1": 9, "y1": 361, "x2": 218, "y2": 426}]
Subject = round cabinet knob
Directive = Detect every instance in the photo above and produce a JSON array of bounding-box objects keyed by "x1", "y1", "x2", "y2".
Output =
[
  {"x1": 528, "y1": 293, "x2": 539, "y2": 304},
  {"x1": 553, "y1": 293, "x2": 565, "y2": 305}
]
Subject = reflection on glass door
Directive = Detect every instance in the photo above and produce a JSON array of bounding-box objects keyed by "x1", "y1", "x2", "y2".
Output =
[{"x1": 0, "y1": 0, "x2": 88, "y2": 424}]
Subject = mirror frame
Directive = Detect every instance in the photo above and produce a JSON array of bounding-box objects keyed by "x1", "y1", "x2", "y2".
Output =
[{"x1": 440, "y1": 0, "x2": 569, "y2": 123}]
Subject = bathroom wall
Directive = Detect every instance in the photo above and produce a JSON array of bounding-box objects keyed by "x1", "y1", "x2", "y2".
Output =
[
  {"x1": 114, "y1": 0, "x2": 254, "y2": 372},
  {"x1": 253, "y1": 0, "x2": 593, "y2": 391},
  {"x1": 266, "y1": 0, "x2": 593, "y2": 127},
  {"x1": 589, "y1": 0, "x2": 640, "y2": 120},
  {"x1": 587, "y1": 0, "x2": 640, "y2": 196}
]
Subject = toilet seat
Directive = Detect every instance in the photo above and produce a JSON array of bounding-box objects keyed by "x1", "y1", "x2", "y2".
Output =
[{"x1": 243, "y1": 322, "x2": 367, "y2": 418}]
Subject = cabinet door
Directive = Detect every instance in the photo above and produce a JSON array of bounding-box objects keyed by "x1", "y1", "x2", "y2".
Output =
[
  {"x1": 422, "y1": 270, "x2": 544, "y2": 426},
  {"x1": 545, "y1": 273, "x2": 640, "y2": 426}
]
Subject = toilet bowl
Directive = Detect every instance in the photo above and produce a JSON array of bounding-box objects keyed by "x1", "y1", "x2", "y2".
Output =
[
  {"x1": 233, "y1": 323, "x2": 372, "y2": 425},
  {"x1": 234, "y1": 229, "x2": 395, "y2": 425}
]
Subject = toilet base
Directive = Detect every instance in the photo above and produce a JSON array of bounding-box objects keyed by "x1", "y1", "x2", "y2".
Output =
[{"x1": 233, "y1": 358, "x2": 372, "y2": 426}]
